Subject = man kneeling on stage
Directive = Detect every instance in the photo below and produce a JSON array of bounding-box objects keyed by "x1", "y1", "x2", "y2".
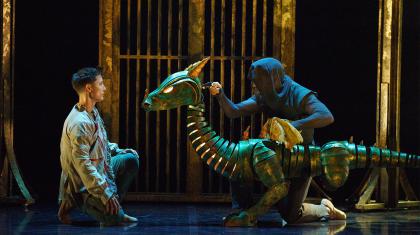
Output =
[{"x1": 58, "y1": 67, "x2": 140, "y2": 226}]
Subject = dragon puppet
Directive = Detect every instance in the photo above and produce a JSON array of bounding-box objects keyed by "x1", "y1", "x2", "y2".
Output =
[{"x1": 142, "y1": 57, "x2": 420, "y2": 226}]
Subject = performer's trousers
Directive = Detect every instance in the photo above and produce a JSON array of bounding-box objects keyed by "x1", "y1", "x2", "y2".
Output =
[{"x1": 81, "y1": 152, "x2": 140, "y2": 225}]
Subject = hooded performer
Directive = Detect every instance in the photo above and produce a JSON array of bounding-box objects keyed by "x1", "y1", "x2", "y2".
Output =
[{"x1": 210, "y1": 57, "x2": 345, "y2": 223}]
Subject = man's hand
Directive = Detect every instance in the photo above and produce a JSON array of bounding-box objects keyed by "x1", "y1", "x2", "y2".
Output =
[
  {"x1": 106, "y1": 195, "x2": 121, "y2": 215},
  {"x1": 119, "y1": 148, "x2": 139, "y2": 158},
  {"x1": 209, "y1": 82, "x2": 222, "y2": 96},
  {"x1": 58, "y1": 200, "x2": 73, "y2": 224}
]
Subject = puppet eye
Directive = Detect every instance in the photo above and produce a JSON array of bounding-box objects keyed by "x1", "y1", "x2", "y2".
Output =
[{"x1": 163, "y1": 86, "x2": 174, "y2": 94}]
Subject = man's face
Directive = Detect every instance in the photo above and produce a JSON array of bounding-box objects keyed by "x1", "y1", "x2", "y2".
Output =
[
  {"x1": 251, "y1": 81, "x2": 260, "y2": 96},
  {"x1": 87, "y1": 75, "x2": 106, "y2": 102}
]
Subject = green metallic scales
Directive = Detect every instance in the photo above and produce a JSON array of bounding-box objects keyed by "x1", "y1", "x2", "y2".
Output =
[
  {"x1": 186, "y1": 101, "x2": 420, "y2": 184},
  {"x1": 142, "y1": 58, "x2": 420, "y2": 226},
  {"x1": 170, "y1": 92, "x2": 420, "y2": 188}
]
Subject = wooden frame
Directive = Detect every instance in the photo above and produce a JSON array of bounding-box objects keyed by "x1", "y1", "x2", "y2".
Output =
[
  {"x1": 99, "y1": 0, "x2": 296, "y2": 201},
  {"x1": 0, "y1": 0, "x2": 34, "y2": 205},
  {"x1": 354, "y1": 0, "x2": 419, "y2": 211}
]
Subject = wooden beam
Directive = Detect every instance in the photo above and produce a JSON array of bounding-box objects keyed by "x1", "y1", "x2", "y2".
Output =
[
  {"x1": 98, "y1": 0, "x2": 118, "y2": 141},
  {"x1": 187, "y1": 0, "x2": 205, "y2": 195},
  {"x1": 1, "y1": 0, "x2": 34, "y2": 205},
  {"x1": 280, "y1": 0, "x2": 296, "y2": 77}
]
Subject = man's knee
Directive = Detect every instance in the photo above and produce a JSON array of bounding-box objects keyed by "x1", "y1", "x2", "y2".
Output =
[{"x1": 122, "y1": 153, "x2": 140, "y2": 173}]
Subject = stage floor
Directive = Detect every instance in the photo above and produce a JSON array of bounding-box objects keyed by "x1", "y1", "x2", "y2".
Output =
[{"x1": 1, "y1": 202, "x2": 420, "y2": 234}]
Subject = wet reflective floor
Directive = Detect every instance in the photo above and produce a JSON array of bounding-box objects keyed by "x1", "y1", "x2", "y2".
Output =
[{"x1": 1, "y1": 202, "x2": 420, "y2": 234}]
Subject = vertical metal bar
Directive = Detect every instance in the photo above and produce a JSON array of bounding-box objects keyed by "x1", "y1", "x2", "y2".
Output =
[
  {"x1": 240, "y1": 0, "x2": 246, "y2": 134},
  {"x1": 262, "y1": 0, "x2": 267, "y2": 56},
  {"x1": 394, "y1": 0, "x2": 402, "y2": 153},
  {"x1": 155, "y1": 0, "x2": 162, "y2": 192},
  {"x1": 210, "y1": 0, "x2": 215, "y2": 122},
  {"x1": 145, "y1": 0, "x2": 151, "y2": 192},
  {"x1": 166, "y1": 0, "x2": 172, "y2": 193},
  {"x1": 257, "y1": 0, "x2": 267, "y2": 194},
  {"x1": 252, "y1": 0, "x2": 256, "y2": 56},
  {"x1": 220, "y1": 0, "x2": 225, "y2": 138},
  {"x1": 208, "y1": 0, "x2": 215, "y2": 193},
  {"x1": 125, "y1": 0, "x2": 131, "y2": 146},
  {"x1": 176, "y1": 0, "x2": 183, "y2": 193},
  {"x1": 230, "y1": 0, "x2": 235, "y2": 142},
  {"x1": 250, "y1": 0, "x2": 257, "y2": 139},
  {"x1": 261, "y1": 0, "x2": 267, "y2": 133},
  {"x1": 135, "y1": 0, "x2": 142, "y2": 191},
  {"x1": 218, "y1": 0, "x2": 226, "y2": 193}
]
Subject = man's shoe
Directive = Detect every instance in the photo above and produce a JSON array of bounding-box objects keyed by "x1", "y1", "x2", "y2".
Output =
[
  {"x1": 321, "y1": 199, "x2": 346, "y2": 220},
  {"x1": 123, "y1": 214, "x2": 138, "y2": 223}
]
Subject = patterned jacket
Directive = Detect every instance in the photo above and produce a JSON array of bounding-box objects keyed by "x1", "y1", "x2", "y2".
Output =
[{"x1": 58, "y1": 105, "x2": 119, "y2": 207}]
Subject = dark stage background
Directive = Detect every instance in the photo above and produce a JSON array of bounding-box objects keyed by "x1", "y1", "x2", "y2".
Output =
[{"x1": 12, "y1": 0, "x2": 419, "y2": 202}]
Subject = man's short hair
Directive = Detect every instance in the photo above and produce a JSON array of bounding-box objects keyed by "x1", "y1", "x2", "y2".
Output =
[{"x1": 71, "y1": 67, "x2": 102, "y2": 93}]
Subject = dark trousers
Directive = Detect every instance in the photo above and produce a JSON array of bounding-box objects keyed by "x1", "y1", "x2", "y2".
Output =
[{"x1": 82, "y1": 152, "x2": 140, "y2": 225}]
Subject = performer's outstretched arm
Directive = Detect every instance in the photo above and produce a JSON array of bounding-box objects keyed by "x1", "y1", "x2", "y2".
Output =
[{"x1": 215, "y1": 91, "x2": 261, "y2": 118}]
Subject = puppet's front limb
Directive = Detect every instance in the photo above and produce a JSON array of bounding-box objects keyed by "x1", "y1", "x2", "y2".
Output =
[{"x1": 224, "y1": 156, "x2": 289, "y2": 227}]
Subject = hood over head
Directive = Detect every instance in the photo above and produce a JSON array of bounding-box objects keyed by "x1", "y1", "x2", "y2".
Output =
[{"x1": 248, "y1": 58, "x2": 286, "y2": 109}]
